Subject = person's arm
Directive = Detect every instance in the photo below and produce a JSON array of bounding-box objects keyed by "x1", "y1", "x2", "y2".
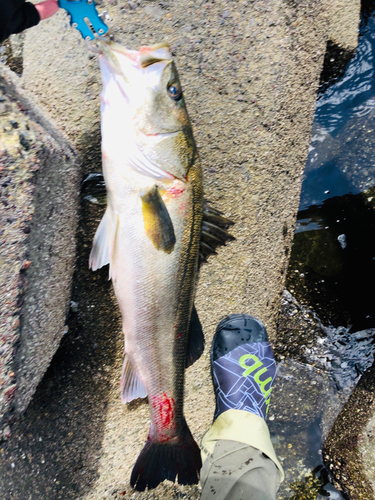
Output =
[
  {"x1": 0, "y1": 0, "x2": 59, "y2": 44},
  {"x1": 35, "y1": 0, "x2": 59, "y2": 21}
]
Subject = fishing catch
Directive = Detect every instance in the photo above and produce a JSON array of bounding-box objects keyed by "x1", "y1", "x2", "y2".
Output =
[{"x1": 88, "y1": 41, "x2": 233, "y2": 491}]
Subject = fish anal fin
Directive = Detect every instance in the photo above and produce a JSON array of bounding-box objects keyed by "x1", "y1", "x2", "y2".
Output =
[
  {"x1": 199, "y1": 201, "x2": 235, "y2": 265},
  {"x1": 186, "y1": 305, "x2": 205, "y2": 368},
  {"x1": 141, "y1": 185, "x2": 176, "y2": 253},
  {"x1": 121, "y1": 353, "x2": 147, "y2": 403},
  {"x1": 89, "y1": 206, "x2": 118, "y2": 279}
]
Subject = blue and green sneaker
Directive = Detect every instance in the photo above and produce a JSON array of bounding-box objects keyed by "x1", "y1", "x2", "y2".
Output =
[{"x1": 211, "y1": 314, "x2": 276, "y2": 421}]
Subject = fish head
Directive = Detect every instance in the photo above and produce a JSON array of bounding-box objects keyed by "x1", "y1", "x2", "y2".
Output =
[{"x1": 99, "y1": 42, "x2": 196, "y2": 182}]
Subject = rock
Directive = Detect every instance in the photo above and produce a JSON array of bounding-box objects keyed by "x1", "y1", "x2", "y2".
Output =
[
  {"x1": 2, "y1": 425, "x2": 11, "y2": 440},
  {"x1": 0, "y1": 64, "x2": 79, "y2": 435},
  {"x1": 323, "y1": 363, "x2": 375, "y2": 499}
]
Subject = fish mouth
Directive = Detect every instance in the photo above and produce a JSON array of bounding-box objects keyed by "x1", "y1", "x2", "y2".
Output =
[
  {"x1": 99, "y1": 41, "x2": 173, "y2": 104},
  {"x1": 99, "y1": 41, "x2": 172, "y2": 70}
]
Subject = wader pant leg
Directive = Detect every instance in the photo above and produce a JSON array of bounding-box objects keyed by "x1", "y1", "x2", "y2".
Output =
[
  {"x1": 200, "y1": 410, "x2": 284, "y2": 500},
  {"x1": 200, "y1": 440, "x2": 280, "y2": 500}
]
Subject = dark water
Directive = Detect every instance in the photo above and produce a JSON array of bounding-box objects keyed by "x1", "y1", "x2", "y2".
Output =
[
  {"x1": 276, "y1": 5, "x2": 375, "y2": 499},
  {"x1": 288, "y1": 9, "x2": 375, "y2": 332}
]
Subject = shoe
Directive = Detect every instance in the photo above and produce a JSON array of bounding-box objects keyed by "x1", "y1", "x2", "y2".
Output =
[{"x1": 211, "y1": 314, "x2": 276, "y2": 421}]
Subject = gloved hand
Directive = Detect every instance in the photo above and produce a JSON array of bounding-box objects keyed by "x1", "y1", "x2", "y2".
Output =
[{"x1": 0, "y1": 0, "x2": 59, "y2": 43}]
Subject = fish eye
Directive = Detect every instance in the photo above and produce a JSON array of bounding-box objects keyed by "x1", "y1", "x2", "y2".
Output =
[{"x1": 167, "y1": 83, "x2": 182, "y2": 101}]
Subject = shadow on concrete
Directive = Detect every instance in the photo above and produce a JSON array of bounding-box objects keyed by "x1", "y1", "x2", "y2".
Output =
[{"x1": 0, "y1": 128, "x2": 122, "y2": 499}]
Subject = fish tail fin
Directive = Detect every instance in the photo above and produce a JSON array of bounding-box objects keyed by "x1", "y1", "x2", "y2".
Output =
[{"x1": 130, "y1": 421, "x2": 202, "y2": 491}]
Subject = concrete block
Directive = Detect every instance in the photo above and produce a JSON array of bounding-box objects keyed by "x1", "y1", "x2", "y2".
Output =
[{"x1": 0, "y1": 65, "x2": 79, "y2": 435}]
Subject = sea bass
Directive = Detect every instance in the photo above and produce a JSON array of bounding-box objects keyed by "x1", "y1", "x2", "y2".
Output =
[{"x1": 89, "y1": 41, "x2": 233, "y2": 491}]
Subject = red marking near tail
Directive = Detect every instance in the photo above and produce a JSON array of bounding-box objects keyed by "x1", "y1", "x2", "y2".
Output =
[{"x1": 152, "y1": 393, "x2": 176, "y2": 441}]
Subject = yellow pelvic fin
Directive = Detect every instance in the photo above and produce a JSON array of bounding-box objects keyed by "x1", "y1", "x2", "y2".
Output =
[{"x1": 141, "y1": 185, "x2": 176, "y2": 253}]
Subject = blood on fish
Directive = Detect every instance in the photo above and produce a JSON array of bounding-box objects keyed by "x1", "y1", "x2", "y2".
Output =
[
  {"x1": 170, "y1": 185, "x2": 185, "y2": 197},
  {"x1": 162, "y1": 180, "x2": 186, "y2": 201},
  {"x1": 139, "y1": 46, "x2": 153, "y2": 54},
  {"x1": 152, "y1": 393, "x2": 176, "y2": 440},
  {"x1": 179, "y1": 202, "x2": 188, "y2": 213},
  {"x1": 111, "y1": 46, "x2": 138, "y2": 62}
]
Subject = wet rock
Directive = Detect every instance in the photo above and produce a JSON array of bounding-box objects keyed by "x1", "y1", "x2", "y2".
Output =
[
  {"x1": 275, "y1": 290, "x2": 324, "y2": 362},
  {"x1": 2, "y1": 425, "x2": 11, "y2": 440},
  {"x1": 323, "y1": 363, "x2": 375, "y2": 499},
  {"x1": 275, "y1": 291, "x2": 375, "y2": 497},
  {"x1": 0, "y1": 65, "x2": 79, "y2": 435}
]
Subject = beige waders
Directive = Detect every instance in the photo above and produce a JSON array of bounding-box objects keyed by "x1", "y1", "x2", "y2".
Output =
[{"x1": 200, "y1": 410, "x2": 284, "y2": 500}]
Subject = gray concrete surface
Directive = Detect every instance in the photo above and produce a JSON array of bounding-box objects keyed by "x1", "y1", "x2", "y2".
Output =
[
  {"x1": 0, "y1": 65, "x2": 80, "y2": 437},
  {"x1": 0, "y1": 0, "x2": 362, "y2": 498}
]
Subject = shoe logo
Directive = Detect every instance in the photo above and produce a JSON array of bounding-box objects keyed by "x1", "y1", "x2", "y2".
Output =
[{"x1": 239, "y1": 354, "x2": 273, "y2": 411}]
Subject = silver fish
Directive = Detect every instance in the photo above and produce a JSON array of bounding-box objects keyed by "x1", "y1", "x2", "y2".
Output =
[
  {"x1": 88, "y1": 41, "x2": 234, "y2": 490},
  {"x1": 90, "y1": 41, "x2": 204, "y2": 490}
]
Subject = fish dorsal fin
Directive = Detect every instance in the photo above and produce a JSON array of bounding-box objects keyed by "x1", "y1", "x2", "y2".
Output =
[
  {"x1": 141, "y1": 185, "x2": 176, "y2": 253},
  {"x1": 121, "y1": 353, "x2": 147, "y2": 403},
  {"x1": 186, "y1": 305, "x2": 205, "y2": 368},
  {"x1": 89, "y1": 206, "x2": 119, "y2": 280},
  {"x1": 199, "y1": 201, "x2": 235, "y2": 265}
]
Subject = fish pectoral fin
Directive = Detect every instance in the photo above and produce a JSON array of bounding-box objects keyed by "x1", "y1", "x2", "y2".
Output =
[
  {"x1": 186, "y1": 305, "x2": 205, "y2": 368},
  {"x1": 141, "y1": 185, "x2": 176, "y2": 253},
  {"x1": 121, "y1": 353, "x2": 147, "y2": 403},
  {"x1": 89, "y1": 206, "x2": 118, "y2": 279},
  {"x1": 199, "y1": 201, "x2": 235, "y2": 266},
  {"x1": 81, "y1": 172, "x2": 107, "y2": 205}
]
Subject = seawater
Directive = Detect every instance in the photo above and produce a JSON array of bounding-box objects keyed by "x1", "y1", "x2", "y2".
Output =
[
  {"x1": 290, "y1": 10, "x2": 375, "y2": 331},
  {"x1": 272, "y1": 7, "x2": 375, "y2": 500}
]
